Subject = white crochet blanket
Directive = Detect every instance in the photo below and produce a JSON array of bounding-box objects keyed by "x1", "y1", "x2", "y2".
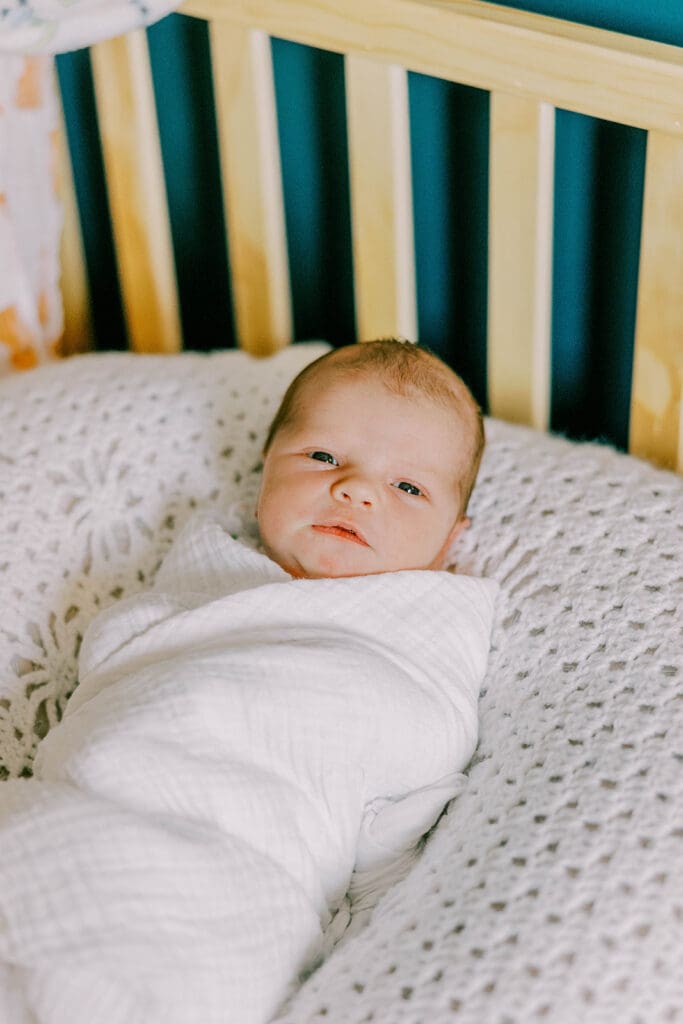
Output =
[
  {"x1": 0, "y1": 511, "x2": 496, "y2": 1024},
  {"x1": 1, "y1": 345, "x2": 681, "y2": 1023}
]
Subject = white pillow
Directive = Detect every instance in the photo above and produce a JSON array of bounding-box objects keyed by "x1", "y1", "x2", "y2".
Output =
[
  {"x1": 1, "y1": 344, "x2": 681, "y2": 1021},
  {"x1": 0, "y1": 343, "x2": 330, "y2": 777},
  {"x1": 275, "y1": 417, "x2": 683, "y2": 1024}
]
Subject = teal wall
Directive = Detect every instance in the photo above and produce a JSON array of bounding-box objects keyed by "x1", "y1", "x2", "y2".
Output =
[{"x1": 56, "y1": 2, "x2": 683, "y2": 450}]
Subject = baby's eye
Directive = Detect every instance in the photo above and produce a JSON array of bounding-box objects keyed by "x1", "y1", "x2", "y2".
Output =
[
  {"x1": 393, "y1": 481, "x2": 422, "y2": 496},
  {"x1": 309, "y1": 451, "x2": 338, "y2": 466}
]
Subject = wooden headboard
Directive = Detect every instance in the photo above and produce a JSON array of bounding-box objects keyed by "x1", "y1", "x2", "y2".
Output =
[{"x1": 57, "y1": 0, "x2": 683, "y2": 472}]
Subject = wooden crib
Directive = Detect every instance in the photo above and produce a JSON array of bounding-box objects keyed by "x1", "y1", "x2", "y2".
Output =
[
  {"x1": 3, "y1": 4, "x2": 682, "y2": 1019},
  {"x1": 57, "y1": 0, "x2": 683, "y2": 474}
]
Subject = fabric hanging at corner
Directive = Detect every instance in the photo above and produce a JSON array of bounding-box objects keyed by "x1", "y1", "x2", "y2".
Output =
[
  {"x1": 0, "y1": 0, "x2": 182, "y2": 376},
  {"x1": 0, "y1": 55, "x2": 62, "y2": 374}
]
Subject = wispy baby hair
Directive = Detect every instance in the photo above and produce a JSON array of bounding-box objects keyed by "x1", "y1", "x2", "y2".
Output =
[{"x1": 263, "y1": 339, "x2": 485, "y2": 516}]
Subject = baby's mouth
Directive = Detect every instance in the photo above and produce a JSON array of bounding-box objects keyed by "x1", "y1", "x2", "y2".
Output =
[{"x1": 311, "y1": 522, "x2": 370, "y2": 547}]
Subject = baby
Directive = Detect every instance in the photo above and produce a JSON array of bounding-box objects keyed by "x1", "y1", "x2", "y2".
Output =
[
  {"x1": 256, "y1": 338, "x2": 485, "y2": 578},
  {"x1": 0, "y1": 341, "x2": 496, "y2": 1024}
]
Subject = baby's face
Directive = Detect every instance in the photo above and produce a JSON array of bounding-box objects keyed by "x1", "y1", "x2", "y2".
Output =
[{"x1": 256, "y1": 374, "x2": 469, "y2": 578}]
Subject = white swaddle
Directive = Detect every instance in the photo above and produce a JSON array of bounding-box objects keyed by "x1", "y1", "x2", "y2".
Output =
[{"x1": 0, "y1": 511, "x2": 497, "y2": 1024}]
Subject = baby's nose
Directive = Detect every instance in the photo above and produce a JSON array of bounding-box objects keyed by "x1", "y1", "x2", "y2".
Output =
[{"x1": 331, "y1": 475, "x2": 375, "y2": 508}]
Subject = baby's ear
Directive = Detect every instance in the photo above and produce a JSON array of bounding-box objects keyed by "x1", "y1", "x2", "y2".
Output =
[
  {"x1": 448, "y1": 516, "x2": 470, "y2": 544},
  {"x1": 431, "y1": 517, "x2": 470, "y2": 570}
]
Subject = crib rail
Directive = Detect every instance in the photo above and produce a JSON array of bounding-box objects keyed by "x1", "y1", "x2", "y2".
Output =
[{"x1": 59, "y1": 0, "x2": 683, "y2": 472}]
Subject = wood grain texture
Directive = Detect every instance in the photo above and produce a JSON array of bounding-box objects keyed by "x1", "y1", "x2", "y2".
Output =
[
  {"x1": 488, "y1": 93, "x2": 554, "y2": 430},
  {"x1": 68, "y1": 0, "x2": 683, "y2": 477},
  {"x1": 91, "y1": 31, "x2": 182, "y2": 353},
  {"x1": 345, "y1": 56, "x2": 417, "y2": 342},
  {"x1": 55, "y1": 93, "x2": 93, "y2": 355},
  {"x1": 210, "y1": 21, "x2": 292, "y2": 355},
  {"x1": 630, "y1": 131, "x2": 683, "y2": 472},
  {"x1": 182, "y1": 0, "x2": 683, "y2": 137}
]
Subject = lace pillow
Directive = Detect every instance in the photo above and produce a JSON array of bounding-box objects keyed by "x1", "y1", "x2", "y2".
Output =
[
  {"x1": 0, "y1": 343, "x2": 330, "y2": 778},
  {"x1": 1, "y1": 343, "x2": 681, "y2": 1022},
  {"x1": 275, "y1": 418, "x2": 683, "y2": 1024}
]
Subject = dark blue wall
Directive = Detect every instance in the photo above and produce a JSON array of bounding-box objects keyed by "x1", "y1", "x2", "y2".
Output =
[
  {"x1": 56, "y1": 2, "x2": 683, "y2": 449},
  {"x1": 491, "y1": 1, "x2": 683, "y2": 44}
]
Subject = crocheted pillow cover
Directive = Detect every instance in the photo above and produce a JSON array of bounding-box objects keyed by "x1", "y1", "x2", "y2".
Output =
[
  {"x1": 1, "y1": 345, "x2": 681, "y2": 1023},
  {"x1": 0, "y1": 344, "x2": 329, "y2": 777},
  {"x1": 277, "y1": 419, "x2": 682, "y2": 1024}
]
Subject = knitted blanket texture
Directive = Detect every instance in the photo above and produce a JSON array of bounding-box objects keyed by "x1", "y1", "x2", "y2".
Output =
[{"x1": 0, "y1": 345, "x2": 681, "y2": 1023}]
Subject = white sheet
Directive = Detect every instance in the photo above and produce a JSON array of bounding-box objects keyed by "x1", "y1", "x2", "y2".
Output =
[{"x1": 0, "y1": 511, "x2": 497, "y2": 1024}]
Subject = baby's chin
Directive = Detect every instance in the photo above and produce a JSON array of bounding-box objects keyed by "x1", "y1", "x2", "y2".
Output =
[
  {"x1": 280, "y1": 557, "x2": 370, "y2": 580},
  {"x1": 267, "y1": 546, "x2": 377, "y2": 579},
  {"x1": 270, "y1": 549, "x2": 440, "y2": 579},
  {"x1": 261, "y1": 532, "x2": 448, "y2": 578}
]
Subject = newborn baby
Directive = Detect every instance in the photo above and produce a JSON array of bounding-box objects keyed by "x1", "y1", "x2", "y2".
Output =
[
  {"x1": 0, "y1": 341, "x2": 497, "y2": 1024},
  {"x1": 257, "y1": 337, "x2": 484, "y2": 578}
]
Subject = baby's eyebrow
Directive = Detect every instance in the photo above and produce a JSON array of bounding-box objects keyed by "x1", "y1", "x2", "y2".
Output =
[{"x1": 394, "y1": 460, "x2": 440, "y2": 482}]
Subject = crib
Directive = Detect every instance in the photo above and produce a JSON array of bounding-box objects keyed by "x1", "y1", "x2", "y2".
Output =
[{"x1": 2, "y1": 1, "x2": 682, "y2": 1021}]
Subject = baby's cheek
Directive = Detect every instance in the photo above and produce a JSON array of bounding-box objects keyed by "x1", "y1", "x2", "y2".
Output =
[
  {"x1": 260, "y1": 512, "x2": 285, "y2": 552},
  {"x1": 255, "y1": 500, "x2": 281, "y2": 550},
  {"x1": 394, "y1": 523, "x2": 444, "y2": 571}
]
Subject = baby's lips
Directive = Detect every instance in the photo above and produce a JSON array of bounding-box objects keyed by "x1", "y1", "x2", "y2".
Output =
[{"x1": 311, "y1": 522, "x2": 370, "y2": 547}]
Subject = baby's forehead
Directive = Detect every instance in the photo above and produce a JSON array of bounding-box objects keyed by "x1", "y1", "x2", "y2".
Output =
[
  {"x1": 294, "y1": 371, "x2": 472, "y2": 453},
  {"x1": 298, "y1": 357, "x2": 438, "y2": 403},
  {"x1": 297, "y1": 363, "x2": 467, "y2": 426}
]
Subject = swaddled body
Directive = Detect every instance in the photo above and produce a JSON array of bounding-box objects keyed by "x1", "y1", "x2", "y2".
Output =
[
  {"x1": 0, "y1": 513, "x2": 496, "y2": 1024},
  {"x1": 0, "y1": 341, "x2": 497, "y2": 1022}
]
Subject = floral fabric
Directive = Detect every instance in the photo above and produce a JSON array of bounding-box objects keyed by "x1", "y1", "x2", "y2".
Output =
[
  {"x1": 1, "y1": 0, "x2": 179, "y2": 56},
  {"x1": 0, "y1": 54, "x2": 62, "y2": 375},
  {"x1": 0, "y1": 0, "x2": 180, "y2": 376}
]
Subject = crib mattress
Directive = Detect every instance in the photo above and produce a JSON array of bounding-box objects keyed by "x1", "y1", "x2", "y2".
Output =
[{"x1": 0, "y1": 345, "x2": 681, "y2": 1024}]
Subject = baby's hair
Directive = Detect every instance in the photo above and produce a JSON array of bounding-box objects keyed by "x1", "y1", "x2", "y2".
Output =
[{"x1": 264, "y1": 339, "x2": 485, "y2": 517}]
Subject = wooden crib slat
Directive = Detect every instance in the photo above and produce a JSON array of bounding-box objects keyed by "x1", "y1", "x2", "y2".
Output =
[
  {"x1": 209, "y1": 22, "x2": 292, "y2": 355},
  {"x1": 630, "y1": 131, "x2": 683, "y2": 473},
  {"x1": 56, "y1": 95, "x2": 93, "y2": 355},
  {"x1": 488, "y1": 93, "x2": 554, "y2": 430},
  {"x1": 345, "y1": 56, "x2": 417, "y2": 342},
  {"x1": 90, "y1": 31, "x2": 182, "y2": 353}
]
